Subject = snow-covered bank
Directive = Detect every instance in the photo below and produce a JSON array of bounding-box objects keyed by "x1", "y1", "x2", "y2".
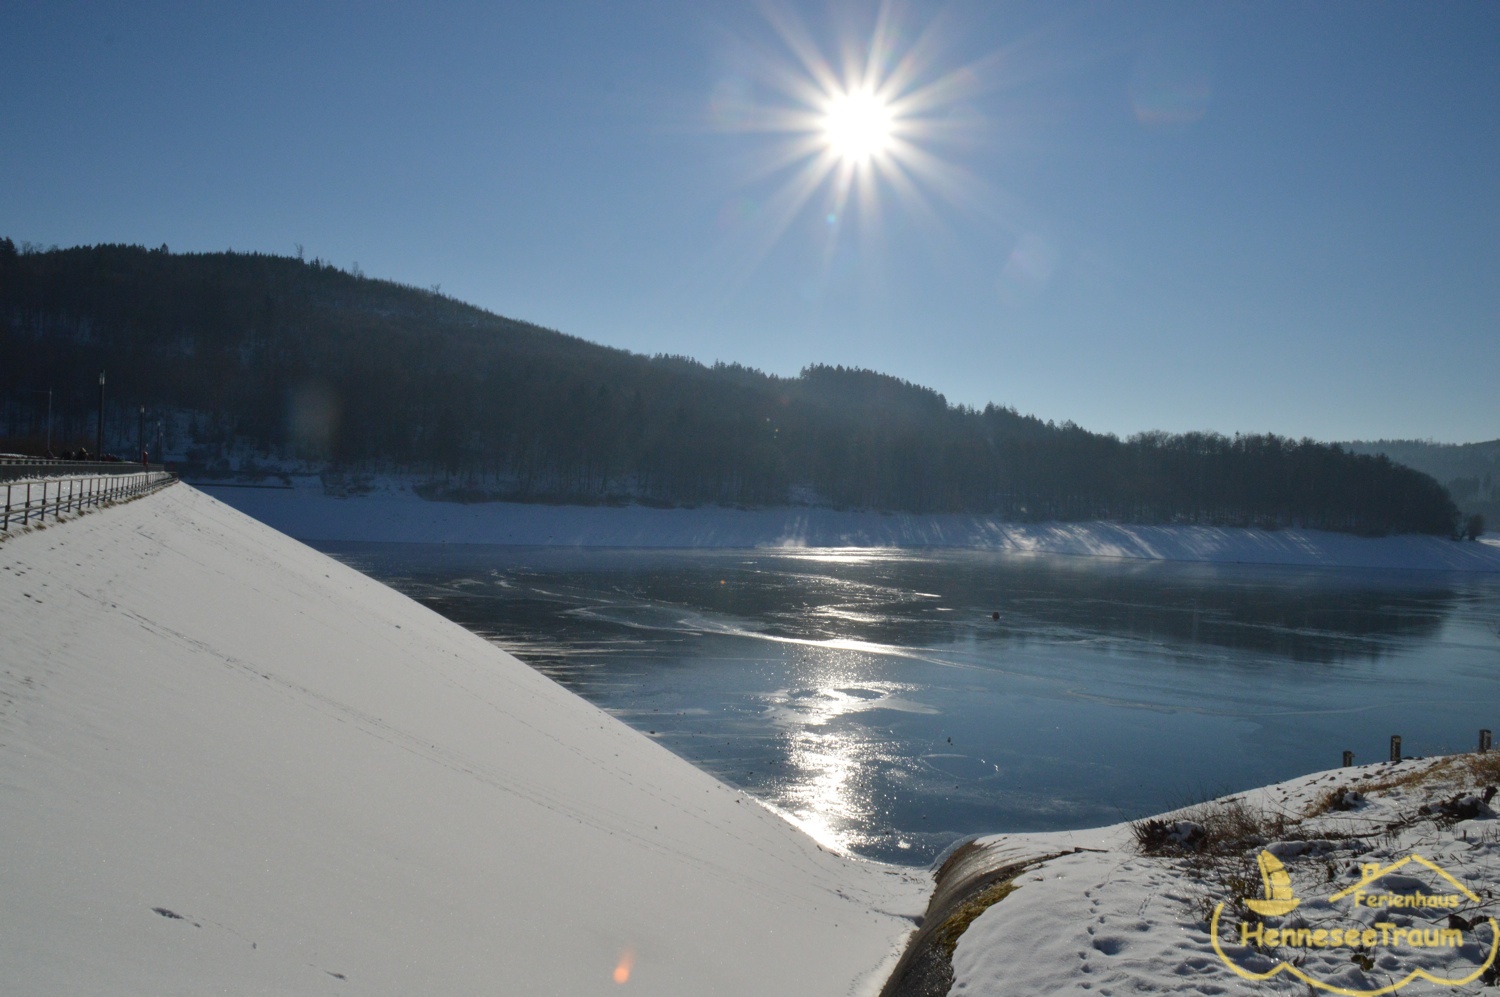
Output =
[
  {"x1": 197, "y1": 475, "x2": 1500, "y2": 572},
  {"x1": 0, "y1": 484, "x2": 926, "y2": 995},
  {"x1": 936, "y1": 754, "x2": 1500, "y2": 996}
]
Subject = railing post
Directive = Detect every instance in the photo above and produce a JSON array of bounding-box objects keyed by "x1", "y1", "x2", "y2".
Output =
[
  {"x1": 3, "y1": 482, "x2": 9, "y2": 530},
  {"x1": 24, "y1": 481, "x2": 31, "y2": 525}
]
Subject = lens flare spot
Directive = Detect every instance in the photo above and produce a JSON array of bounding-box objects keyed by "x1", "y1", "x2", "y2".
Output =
[
  {"x1": 1129, "y1": 31, "x2": 1213, "y2": 131},
  {"x1": 613, "y1": 949, "x2": 635, "y2": 985}
]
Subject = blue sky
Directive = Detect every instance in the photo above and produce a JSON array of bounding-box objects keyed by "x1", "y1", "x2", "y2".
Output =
[{"x1": 3, "y1": 1, "x2": 1496, "y2": 443}]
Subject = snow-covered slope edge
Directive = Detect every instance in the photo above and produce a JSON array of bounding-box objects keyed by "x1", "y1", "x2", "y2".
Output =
[
  {"x1": 0, "y1": 484, "x2": 927, "y2": 996},
  {"x1": 944, "y1": 754, "x2": 1500, "y2": 996},
  {"x1": 201, "y1": 479, "x2": 1500, "y2": 572}
]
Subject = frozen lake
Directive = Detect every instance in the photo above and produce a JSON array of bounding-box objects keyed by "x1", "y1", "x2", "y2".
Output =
[{"x1": 321, "y1": 543, "x2": 1500, "y2": 865}]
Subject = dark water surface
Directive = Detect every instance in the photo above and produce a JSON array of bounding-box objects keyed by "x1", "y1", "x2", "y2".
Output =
[{"x1": 319, "y1": 543, "x2": 1500, "y2": 865}]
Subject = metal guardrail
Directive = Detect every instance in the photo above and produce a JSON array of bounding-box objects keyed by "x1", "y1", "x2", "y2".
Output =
[
  {"x1": 1, "y1": 471, "x2": 177, "y2": 531},
  {"x1": 0, "y1": 458, "x2": 168, "y2": 482}
]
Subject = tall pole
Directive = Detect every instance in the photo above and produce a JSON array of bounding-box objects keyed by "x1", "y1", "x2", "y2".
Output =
[
  {"x1": 138, "y1": 404, "x2": 145, "y2": 464},
  {"x1": 96, "y1": 370, "x2": 106, "y2": 458}
]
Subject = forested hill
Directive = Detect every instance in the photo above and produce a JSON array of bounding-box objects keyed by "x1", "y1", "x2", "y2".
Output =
[
  {"x1": 0, "y1": 240, "x2": 1459, "y2": 535},
  {"x1": 1343, "y1": 438, "x2": 1499, "y2": 527}
]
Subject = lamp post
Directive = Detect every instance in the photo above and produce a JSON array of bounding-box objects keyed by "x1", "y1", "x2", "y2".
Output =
[
  {"x1": 96, "y1": 370, "x2": 106, "y2": 458},
  {"x1": 138, "y1": 405, "x2": 146, "y2": 466}
]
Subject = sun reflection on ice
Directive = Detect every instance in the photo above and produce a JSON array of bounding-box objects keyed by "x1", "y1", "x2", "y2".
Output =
[{"x1": 765, "y1": 646, "x2": 932, "y2": 853}]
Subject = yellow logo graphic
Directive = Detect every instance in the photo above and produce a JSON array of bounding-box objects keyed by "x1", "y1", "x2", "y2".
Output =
[
  {"x1": 1244, "y1": 850, "x2": 1300, "y2": 917},
  {"x1": 1211, "y1": 850, "x2": 1498, "y2": 996}
]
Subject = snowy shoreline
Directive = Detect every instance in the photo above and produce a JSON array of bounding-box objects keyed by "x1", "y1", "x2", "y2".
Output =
[
  {"x1": 930, "y1": 753, "x2": 1500, "y2": 996},
  {"x1": 198, "y1": 475, "x2": 1500, "y2": 572}
]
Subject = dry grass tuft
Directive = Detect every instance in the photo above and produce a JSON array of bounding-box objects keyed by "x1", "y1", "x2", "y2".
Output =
[
  {"x1": 1299, "y1": 756, "x2": 1493, "y2": 819},
  {"x1": 1350, "y1": 756, "x2": 1458, "y2": 796},
  {"x1": 1459, "y1": 751, "x2": 1500, "y2": 787},
  {"x1": 1132, "y1": 797, "x2": 1295, "y2": 856}
]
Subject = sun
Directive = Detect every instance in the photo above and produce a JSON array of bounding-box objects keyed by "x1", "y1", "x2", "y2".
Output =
[
  {"x1": 823, "y1": 89, "x2": 894, "y2": 165},
  {"x1": 704, "y1": 3, "x2": 1003, "y2": 289}
]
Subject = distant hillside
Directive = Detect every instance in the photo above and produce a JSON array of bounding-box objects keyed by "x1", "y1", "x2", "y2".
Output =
[
  {"x1": 1344, "y1": 439, "x2": 1499, "y2": 526},
  {"x1": 0, "y1": 239, "x2": 1461, "y2": 535}
]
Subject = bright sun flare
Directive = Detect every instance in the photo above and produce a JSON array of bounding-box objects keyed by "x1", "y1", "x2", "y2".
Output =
[
  {"x1": 823, "y1": 90, "x2": 894, "y2": 164},
  {"x1": 708, "y1": 4, "x2": 995, "y2": 282}
]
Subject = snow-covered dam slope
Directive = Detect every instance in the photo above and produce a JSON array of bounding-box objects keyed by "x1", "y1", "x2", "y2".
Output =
[{"x1": 0, "y1": 484, "x2": 926, "y2": 995}]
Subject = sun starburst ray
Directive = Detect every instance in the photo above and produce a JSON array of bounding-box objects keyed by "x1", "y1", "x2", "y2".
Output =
[{"x1": 699, "y1": 1, "x2": 1028, "y2": 311}]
